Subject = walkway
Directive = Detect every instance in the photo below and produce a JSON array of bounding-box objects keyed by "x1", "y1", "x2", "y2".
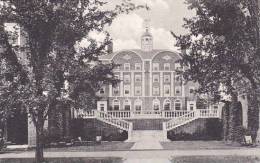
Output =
[
  {"x1": 1, "y1": 149, "x2": 260, "y2": 159},
  {"x1": 130, "y1": 130, "x2": 164, "y2": 150}
]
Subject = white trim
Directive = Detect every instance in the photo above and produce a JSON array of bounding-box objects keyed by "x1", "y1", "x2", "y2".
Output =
[
  {"x1": 152, "y1": 99, "x2": 161, "y2": 111},
  {"x1": 174, "y1": 99, "x2": 182, "y2": 110},
  {"x1": 163, "y1": 99, "x2": 171, "y2": 110},
  {"x1": 134, "y1": 99, "x2": 142, "y2": 111},
  {"x1": 123, "y1": 99, "x2": 131, "y2": 111},
  {"x1": 113, "y1": 99, "x2": 120, "y2": 110}
]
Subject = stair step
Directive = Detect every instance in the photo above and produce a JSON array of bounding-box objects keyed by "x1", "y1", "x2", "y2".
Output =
[{"x1": 128, "y1": 119, "x2": 167, "y2": 130}]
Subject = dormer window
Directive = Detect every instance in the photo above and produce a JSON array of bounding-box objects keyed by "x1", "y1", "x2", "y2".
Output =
[
  {"x1": 135, "y1": 63, "x2": 141, "y2": 70},
  {"x1": 153, "y1": 63, "x2": 159, "y2": 71},
  {"x1": 164, "y1": 63, "x2": 170, "y2": 71},
  {"x1": 124, "y1": 63, "x2": 130, "y2": 71}
]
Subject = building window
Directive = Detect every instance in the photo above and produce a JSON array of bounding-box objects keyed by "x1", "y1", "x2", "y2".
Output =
[
  {"x1": 175, "y1": 87, "x2": 181, "y2": 96},
  {"x1": 164, "y1": 75, "x2": 170, "y2": 83},
  {"x1": 153, "y1": 86, "x2": 160, "y2": 96},
  {"x1": 174, "y1": 100, "x2": 181, "y2": 110},
  {"x1": 135, "y1": 63, "x2": 141, "y2": 70},
  {"x1": 135, "y1": 74, "x2": 141, "y2": 83},
  {"x1": 124, "y1": 74, "x2": 130, "y2": 83},
  {"x1": 135, "y1": 86, "x2": 142, "y2": 96},
  {"x1": 99, "y1": 87, "x2": 105, "y2": 94},
  {"x1": 124, "y1": 63, "x2": 130, "y2": 70},
  {"x1": 153, "y1": 99, "x2": 160, "y2": 111},
  {"x1": 175, "y1": 75, "x2": 181, "y2": 82},
  {"x1": 124, "y1": 99, "x2": 131, "y2": 111},
  {"x1": 124, "y1": 85, "x2": 130, "y2": 96},
  {"x1": 134, "y1": 99, "x2": 142, "y2": 111},
  {"x1": 100, "y1": 104, "x2": 105, "y2": 111},
  {"x1": 113, "y1": 85, "x2": 119, "y2": 96},
  {"x1": 113, "y1": 99, "x2": 120, "y2": 110},
  {"x1": 164, "y1": 99, "x2": 171, "y2": 110},
  {"x1": 164, "y1": 85, "x2": 170, "y2": 97},
  {"x1": 175, "y1": 62, "x2": 181, "y2": 70},
  {"x1": 189, "y1": 87, "x2": 195, "y2": 96},
  {"x1": 153, "y1": 63, "x2": 159, "y2": 71},
  {"x1": 164, "y1": 63, "x2": 170, "y2": 71},
  {"x1": 190, "y1": 103, "x2": 194, "y2": 111},
  {"x1": 188, "y1": 101, "x2": 196, "y2": 111},
  {"x1": 153, "y1": 74, "x2": 159, "y2": 83}
]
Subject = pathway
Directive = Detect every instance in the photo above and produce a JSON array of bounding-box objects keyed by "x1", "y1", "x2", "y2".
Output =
[{"x1": 130, "y1": 130, "x2": 165, "y2": 150}]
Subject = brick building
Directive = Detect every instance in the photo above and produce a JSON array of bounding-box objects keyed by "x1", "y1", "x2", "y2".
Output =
[{"x1": 97, "y1": 25, "x2": 198, "y2": 113}]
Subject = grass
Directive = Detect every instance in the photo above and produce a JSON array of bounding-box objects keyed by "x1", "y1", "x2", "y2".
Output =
[
  {"x1": 161, "y1": 141, "x2": 257, "y2": 150},
  {"x1": 171, "y1": 156, "x2": 260, "y2": 163},
  {"x1": 44, "y1": 142, "x2": 135, "y2": 152},
  {"x1": 0, "y1": 157, "x2": 123, "y2": 163}
]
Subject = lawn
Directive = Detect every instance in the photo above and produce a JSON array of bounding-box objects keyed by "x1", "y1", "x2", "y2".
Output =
[
  {"x1": 44, "y1": 142, "x2": 135, "y2": 152},
  {"x1": 171, "y1": 156, "x2": 260, "y2": 163},
  {"x1": 161, "y1": 141, "x2": 255, "y2": 150}
]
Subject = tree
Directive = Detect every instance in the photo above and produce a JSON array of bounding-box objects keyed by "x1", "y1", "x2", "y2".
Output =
[
  {"x1": 0, "y1": 0, "x2": 143, "y2": 162},
  {"x1": 174, "y1": 0, "x2": 260, "y2": 143}
]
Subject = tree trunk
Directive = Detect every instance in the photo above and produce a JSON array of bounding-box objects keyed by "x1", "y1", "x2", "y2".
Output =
[
  {"x1": 228, "y1": 93, "x2": 237, "y2": 142},
  {"x1": 247, "y1": 92, "x2": 259, "y2": 143},
  {"x1": 35, "y1": 120, "x2": 45, "y2": 163},
  {"x1": 222, "y1": 102, "x2": 230, "y2": 141}
]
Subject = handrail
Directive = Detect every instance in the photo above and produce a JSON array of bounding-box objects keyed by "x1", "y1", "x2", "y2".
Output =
[
  {"x1": 165, "y1": 111, "x2": 196, "y2": 131},
  {"x1": 165, "y1": 109, "x2": 220, "y2": 131},
  {"x1": 74, "y1": 109, "x2": 131, "y2": 131}
]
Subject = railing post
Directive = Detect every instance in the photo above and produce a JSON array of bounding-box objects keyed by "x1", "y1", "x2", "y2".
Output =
[
  {"x1": 162, "y1": 122, "x2": 167, "y2": 141},
  {"x1": 128, "y1": 122, "x2": 133, "y2": 141}
]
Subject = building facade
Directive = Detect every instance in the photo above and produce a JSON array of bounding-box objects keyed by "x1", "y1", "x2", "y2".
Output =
[{"x1": 97, "y1": 26, "x2": 198, "y2": 113}]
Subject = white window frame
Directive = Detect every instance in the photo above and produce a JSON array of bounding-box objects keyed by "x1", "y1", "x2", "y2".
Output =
[
  {"x1": 135, "y1": 63, "x2": 142, "y2": 70},
  {"x1": 135, "y1": 74, "x2": 142, "y2": 83},
  {"x1": 187, "y1": 101, "x2": 196, "y2": 111},
  {"x1": 153, "y1": 99, "x2": 160, "y2": 111},
  {"x1": 153, "y1": 74, "x2": 159, "y2": 83},
  {"x1": 164, "y1": 63, "x2": 170, "y2": 71},
  {"x1": 124, "y1": 63, "x2": 130, "y2": 71},
  {"x1": 164, "y1": 75, "x2": 170, "y2": 83},
  {"x1": 134, "y1": 99, "x2": 142, "y2": 111},
  {"x1": 113, "y1": 85, "x2": 120, "y2": 96},
  {"x1": 124, "y1": 74, "x2": 131, "y2": 83},
  {"x1": 135, "y1": 86, "x2": 142, "y2": 96},
  {"x1": 153, "y1": 86, "x2": 160, "y2": 96},
  {"x1": 174, "y1": 100, "x2": 182, "y2": 110},
  {"x1": 124, "y1": 85, "x2": 131, "y2": 96},
  {"x1": 113, "y1": 99, "x2": 120, "y2": 110},
  {"x1": 175, "y1": 86, "x2": 182, "y2": 96},
  {"x1": 163, "y1": 99, "x2": 171, "y2": 110},
  {"x1": 124, "y1": 99, "x2": 131, "y2": 111},
  {"x1": 164, "y1": 85, "x2": 171, "y2": 97},
  {"x1": 152, "y1": 63, "x2": 159, "y2": 71}
]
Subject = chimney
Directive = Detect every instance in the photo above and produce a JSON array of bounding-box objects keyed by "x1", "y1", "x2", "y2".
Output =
[{"x1": 107, "y1": 40, "x2": 113, "y2": 54}]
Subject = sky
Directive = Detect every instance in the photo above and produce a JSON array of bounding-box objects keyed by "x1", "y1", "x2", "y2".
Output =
[{"x1": 105, "y1": 0, "x2": 195, "y2": 52}]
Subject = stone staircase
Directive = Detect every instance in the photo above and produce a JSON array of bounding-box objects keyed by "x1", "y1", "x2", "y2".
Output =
[
  {"x1": 75, "y1": 109, "x2": 221, "y2": 142},
  {"x1": 129, "y1": 119, "x2": 167, "y2": 130}
]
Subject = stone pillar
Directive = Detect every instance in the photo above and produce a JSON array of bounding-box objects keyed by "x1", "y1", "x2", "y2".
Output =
[
  {"x1": 28, "y1": 117, "x2": 36, "y2": 147},
  {"x1": 238, "y1": 95, "x2": 248, "y2": 128}
]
